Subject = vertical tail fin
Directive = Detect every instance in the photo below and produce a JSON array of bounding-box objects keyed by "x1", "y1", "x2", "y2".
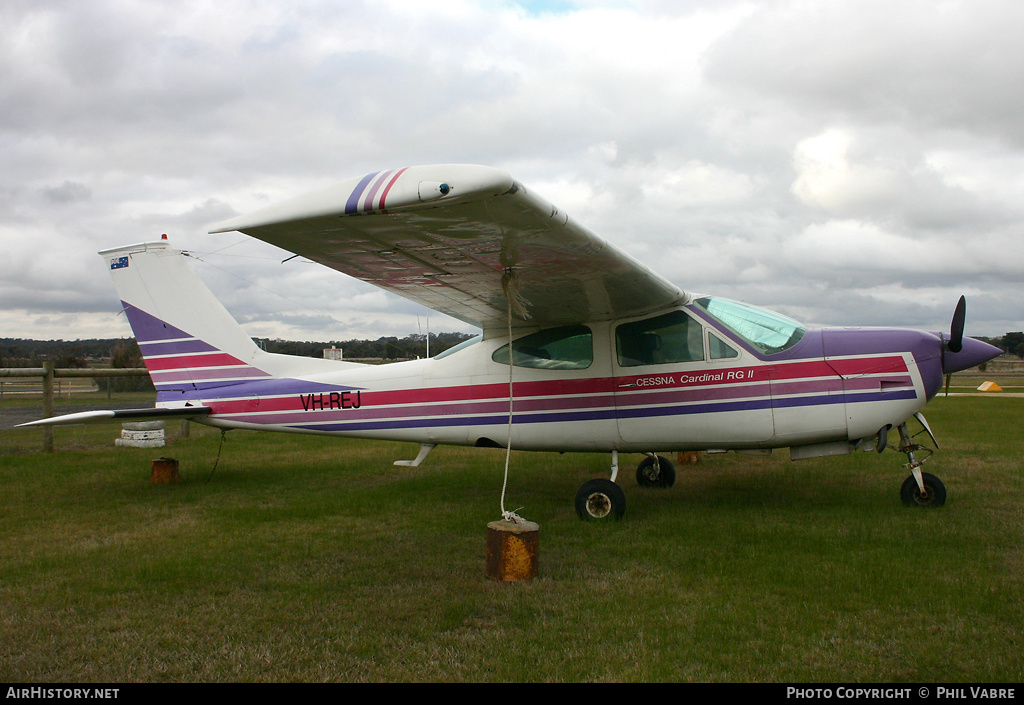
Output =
[{"x1": 100, "y1": 241, "x2": 273, "y2": 397}]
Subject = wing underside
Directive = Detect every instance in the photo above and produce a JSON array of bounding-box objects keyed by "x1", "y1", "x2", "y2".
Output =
[{"x1": 209, "y1": 164, "x2": 685, "y2": 333}]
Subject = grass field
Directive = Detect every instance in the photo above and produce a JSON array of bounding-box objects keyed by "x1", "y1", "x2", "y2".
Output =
[{"x1": 1, "y1": 395, "x2": 1022, "y2": 682}]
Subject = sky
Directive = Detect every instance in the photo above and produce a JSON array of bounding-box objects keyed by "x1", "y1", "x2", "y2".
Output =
[{"x1": 2, "y1": 0, "x2": 1023, "y2": 343}]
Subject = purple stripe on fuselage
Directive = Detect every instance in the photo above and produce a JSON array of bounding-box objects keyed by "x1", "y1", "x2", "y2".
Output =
[
  {"x1": 214, "y1": 392, "x2": 616, "y2": 425},
  {"x1": 215, "y1": 376, "x2": 921, "y2": 434},
  {"x1": 163, "y1": 377, "x2": 364, "y2": 401},
  {"x1": 290, "y1": 408, "x2": 621, "y2": 434},
  {"x1": 214, "y1": 373, "x2": 917, "y2": 428},
  {"x1": 282, "y1": 385, "x2": 918, "y2": 434},
  {"x1": 242, "y1": 397, "x2": 776, "y2": 434},
  {"x1": 773, "y1": 389, "x2": 918, "y2": 409}
]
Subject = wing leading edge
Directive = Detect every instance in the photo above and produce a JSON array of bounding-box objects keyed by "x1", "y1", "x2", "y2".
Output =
[{"x1": 209, "y1": 164, "x2": 686, "y2": 333}]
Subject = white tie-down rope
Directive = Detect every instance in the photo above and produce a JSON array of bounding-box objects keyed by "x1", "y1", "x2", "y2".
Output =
[{"x1": 500, "y1": 269, "x2": 530, "y2": 524}]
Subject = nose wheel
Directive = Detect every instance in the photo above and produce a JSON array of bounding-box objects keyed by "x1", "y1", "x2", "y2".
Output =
[
  {"x1": 900, "y1": 472, "x2": 947, "y2": 507},
  {"x1": 894, "y1": 417, "x2": 946, "y2": 508},
  {"x1": 636, "y1": 453, "x2": 676, "y2": 488}
]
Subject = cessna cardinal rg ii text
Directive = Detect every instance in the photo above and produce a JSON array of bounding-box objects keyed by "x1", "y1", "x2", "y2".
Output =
[{"x1": 21, "y1": 164, "x2": 1001, "y2": 519}]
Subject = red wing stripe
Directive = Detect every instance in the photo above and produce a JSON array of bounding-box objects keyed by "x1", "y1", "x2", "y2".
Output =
[{"x1": 378, "y1": 167, "x2": 409, "y2": 210}]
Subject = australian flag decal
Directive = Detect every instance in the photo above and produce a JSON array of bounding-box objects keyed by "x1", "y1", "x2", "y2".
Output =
[{"x1": 110, "y1": 256, "x2": 129, "y2": 270}]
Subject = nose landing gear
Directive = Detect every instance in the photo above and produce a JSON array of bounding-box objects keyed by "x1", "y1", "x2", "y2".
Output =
[{"x1": 893, "y1": 414, "x2": 946, "y2": 508}]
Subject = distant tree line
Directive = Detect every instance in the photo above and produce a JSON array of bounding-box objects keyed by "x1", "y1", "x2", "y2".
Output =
[
  {"x1": 996, "y1": 332, "x2": 1024, "y2": 359},
  {"x1": 0, "y1": 338, "x2": 117, "y2": 368},
  {"x1": 258, "y1": 331, "x2": 475, "y2": 360}
]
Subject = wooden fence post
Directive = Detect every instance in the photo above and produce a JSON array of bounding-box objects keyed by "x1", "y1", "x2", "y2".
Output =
[{"x1": 41, "y1": 361, "x2": 54, "y2": 453}]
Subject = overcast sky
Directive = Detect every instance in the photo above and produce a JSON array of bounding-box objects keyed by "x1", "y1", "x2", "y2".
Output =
[{"x1": 3, "y1": 0, "x2": 1022, "y2": 344}]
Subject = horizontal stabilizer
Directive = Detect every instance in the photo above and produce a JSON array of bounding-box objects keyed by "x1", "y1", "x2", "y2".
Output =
[{"x1": 16, "y1": 406, "x2": 211, "y2": 428}]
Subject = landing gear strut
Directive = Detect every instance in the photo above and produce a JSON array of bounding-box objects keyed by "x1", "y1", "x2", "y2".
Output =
[
  {"x1": 575, "y1": 451, "x2": 679, "y2": 520},
  {"x1": 894, "y1": 417, "x2": 946, "y2": 508}
]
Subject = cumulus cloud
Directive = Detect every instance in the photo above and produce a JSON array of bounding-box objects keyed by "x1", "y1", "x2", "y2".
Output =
[{"x1": 0, "y1": 0, "x2": 1021, "y2": 341}]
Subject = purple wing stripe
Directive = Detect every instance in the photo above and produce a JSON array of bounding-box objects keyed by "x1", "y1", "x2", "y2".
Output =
[
  {"x1": 362, "y1": 170, "x2": 395, "y2": 212},
  {"x1": 345, "y1": 172, "x2": 381, "y2": 214}
]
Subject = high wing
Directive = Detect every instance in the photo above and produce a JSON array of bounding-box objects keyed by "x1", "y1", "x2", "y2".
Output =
[{"x1": 209, "y1": 164, "x2": 685, "y2": 333}]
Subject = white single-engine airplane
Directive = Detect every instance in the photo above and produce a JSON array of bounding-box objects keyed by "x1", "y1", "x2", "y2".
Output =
[{"x1": 21, "y1": 164, "x2": 1001, "y2": 519}]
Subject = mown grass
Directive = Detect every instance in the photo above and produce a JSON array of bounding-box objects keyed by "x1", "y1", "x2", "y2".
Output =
[{"x1": 1, "y1": 396, "x2": 1022, "y2": 682}]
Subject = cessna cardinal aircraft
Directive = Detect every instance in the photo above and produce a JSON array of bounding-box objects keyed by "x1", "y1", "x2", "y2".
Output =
[{"x1": 20, "y1": 164, "x2": 1001, "y2": 519}]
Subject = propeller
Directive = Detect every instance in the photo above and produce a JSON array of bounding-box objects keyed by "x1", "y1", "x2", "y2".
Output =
[
  {"x1": 944, "y1": 295, "x2": 967, "y2": 396},
  {"x1": 948, "y1": 295, "x2": 966, "y2": 354}
]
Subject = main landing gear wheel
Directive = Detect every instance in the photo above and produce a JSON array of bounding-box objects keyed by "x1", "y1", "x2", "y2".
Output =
[
  {"x1": 636, "y1": 455, "x2": 676, "y2": 488},
  {"x1": 900, "y1": 472, "x2": 947, "y2": 508},
  {"x1": 575, "y1": 479, "x2": 626, "y2": 521}
]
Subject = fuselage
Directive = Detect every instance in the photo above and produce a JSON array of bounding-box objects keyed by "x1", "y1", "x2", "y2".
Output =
[{"x1": 149, "y1": 297, "x2": 1000, "y2": 457}]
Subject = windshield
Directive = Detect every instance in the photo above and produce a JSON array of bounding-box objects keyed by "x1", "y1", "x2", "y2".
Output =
[{"x1": 693, "y1": 296, "x2": 805, "y2": 355}]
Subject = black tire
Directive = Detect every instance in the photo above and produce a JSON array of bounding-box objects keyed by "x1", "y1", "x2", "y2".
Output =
[
  {"x1": 636, "y1": 455, "x2": 676, "y2": 488},
  {"x1": 575, "y1": 479, "x2": 626, "y2": 520},
  {"x1": 900, "y1": 472, "x2": 947, "y2": 507}
]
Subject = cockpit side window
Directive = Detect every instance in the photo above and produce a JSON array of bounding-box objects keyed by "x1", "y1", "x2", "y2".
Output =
[
  {"x1": 492, "y1": 325, "x2": 593, "y2": 370},
  {"x1": 708, "y1": 332, "x2": 739, "y2": 360},
  {"x1": 616, "y1": 310, "x2": 704, "y2": 367}
]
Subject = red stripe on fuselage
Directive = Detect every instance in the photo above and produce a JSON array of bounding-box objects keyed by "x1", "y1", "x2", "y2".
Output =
[
  {"x1": 826, "y1": 356, "x2": 909, "y2": 376},
  {"x1": 202, "y1": 357, "x2": 908, "y2": 417}
]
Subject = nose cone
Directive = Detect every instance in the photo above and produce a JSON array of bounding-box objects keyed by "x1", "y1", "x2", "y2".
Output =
[{"x1": 943, "y1": 336, "x2": 1002, "y2": 375}]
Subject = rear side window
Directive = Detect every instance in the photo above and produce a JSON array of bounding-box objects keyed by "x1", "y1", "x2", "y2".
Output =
[
  {"x1": 492, "y1": 325, "x2": 593, "y2": 370},
  {"x1": 616, "y1": 310, "x2": 704, "y2": 367}
]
